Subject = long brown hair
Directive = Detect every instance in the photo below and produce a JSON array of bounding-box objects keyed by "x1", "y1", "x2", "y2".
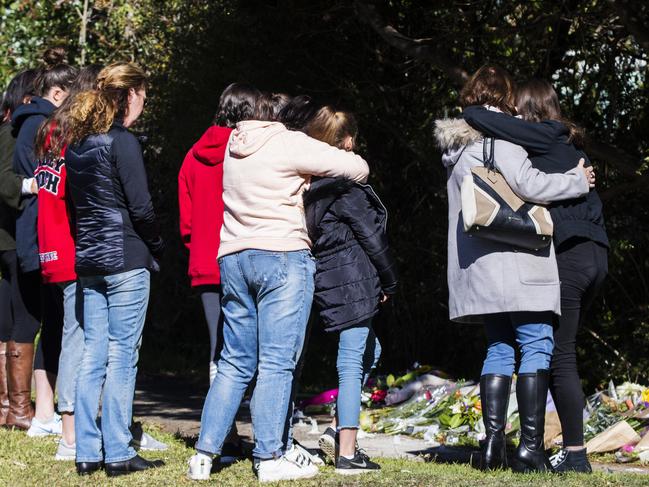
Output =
[
  {"x1": 460, "y1": 65, "x2": 516, "y2": 114},
  {"x1": 304, "y1": 106, "x2": 358, "y2": 150},
  {"x1": 515, "y1": 79, "x2": 584, "y2": 147},
  {"x1": 65, "y1": 62, "x2": 146, "y2": 146},
  {"x1": 35, "y1": 64, "x2": 104, "y2": 159}
]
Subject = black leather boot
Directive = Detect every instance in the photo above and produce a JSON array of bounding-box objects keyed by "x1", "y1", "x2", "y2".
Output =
[
  {"x1": 479, "y1": 374, "x2": 512, "y2": 470},
  {"x1": 512, "y1": 370, "x2": 553, "y2": 473}
]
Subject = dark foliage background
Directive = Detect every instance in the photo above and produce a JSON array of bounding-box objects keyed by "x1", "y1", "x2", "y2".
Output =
[{"x1": 2, "y1": 0, "x2": 648, "y2": 391}]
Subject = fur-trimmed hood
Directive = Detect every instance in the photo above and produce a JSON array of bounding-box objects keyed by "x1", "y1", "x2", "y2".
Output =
[{"x1": 434, "y1": 118, "x2": 482, "y2": 168}]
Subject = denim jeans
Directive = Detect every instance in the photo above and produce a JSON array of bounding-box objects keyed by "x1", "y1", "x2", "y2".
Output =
[
  {"x1": 481, "y1": 312, "x2": 554, "y2": 377},
  {"x1": 56, "y1": 281, "x2": 84, "y2": 413},
  {"x1": 196, "y1": 249, "x2": 315, "y2": 460},
  {"x1": 336, "y1": 320, "x2": 381, "y2": 428},
  {"x1": 75, "y1": 268, "x2": 150, "y2": 463}
]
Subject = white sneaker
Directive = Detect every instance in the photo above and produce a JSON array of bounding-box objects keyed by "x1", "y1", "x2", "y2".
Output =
[
  {"x1": 286, "y1": 442, "x2": 324, "y2": 467},
  {"x1": 187, "y1": 453, "x2": 213, "y2": 481},
  {"x1": 54, "y1": 439, "x2": 76, "y2": 461},
  {"x1": 257, "y1": 455, "x2": 319, "y2": 482},
  {"x1": 132, "y1": 431, "x2": 169, "y2": 451},
  {"x1": 27, "y1": 413, "x2": 62, "y2": 437}
]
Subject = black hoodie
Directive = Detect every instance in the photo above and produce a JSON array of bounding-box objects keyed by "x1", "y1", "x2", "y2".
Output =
[
  {"x1": 11, "y1": 97, "x2": 55, "y2": 272},
  {"x1": 303, "y1": 177, "x2": 398, "y2": 332}
]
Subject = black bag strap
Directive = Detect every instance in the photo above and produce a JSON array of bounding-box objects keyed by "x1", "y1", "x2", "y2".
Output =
[{"x1": 483, "y1": 136, "x2": 496, "y2": 171}]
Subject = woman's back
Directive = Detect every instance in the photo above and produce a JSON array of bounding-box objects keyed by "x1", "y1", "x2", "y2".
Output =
[
  {"x1": 219, "y1": 120, "x2": 369, "y2": 258},
  {"x1": 463, "y1": 106, "x2": 608, "y2": 249},
  {"x1": 436, "y1": 118, "x2": 588, "y2": 322},
  {"x1": 66, "y1": 124, "x2": 161, "y2": 276}
]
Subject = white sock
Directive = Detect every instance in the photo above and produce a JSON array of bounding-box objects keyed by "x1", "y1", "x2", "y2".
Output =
[{"x1": 341, "y1": 454, "x2": 355, "y2": 460}]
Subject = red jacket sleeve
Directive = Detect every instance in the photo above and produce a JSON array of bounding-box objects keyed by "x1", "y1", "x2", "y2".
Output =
[{"x1": 178, "y1": 152, "x2": 193, "y2": 250}]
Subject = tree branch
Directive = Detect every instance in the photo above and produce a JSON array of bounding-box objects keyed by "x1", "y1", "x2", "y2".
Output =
[
  {"x1": 353, "y1": 1, "x2": 469, "y2": 87},
  {"x1": 610, "y1": 0, "x2": 649, "y2": 53},
  {"x1": 587, "y1": 139, "x2": 643, "y2": 178}
]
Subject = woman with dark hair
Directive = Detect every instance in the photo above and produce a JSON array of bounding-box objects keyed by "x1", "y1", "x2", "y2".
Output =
[
  {"x1": 33, "y1": 63, "x2": 101, "y2": 459},
  {"x1": 65, "y1": 62, "x2": 165, "y2": 476},
  {"x1": 10, "y1": 48, "x2": 77, "y2": 434},
  {"x1": 0, "y1": 69, "x2": 39, "y2": 427},
  {"x1": 179, "y1": 83, "x2": 260, "y2": 385},
  {"x1": 177, "y1": 83, "x2": 261, "y2": 460},
  {"x1": 434, "y1": 65, "x2": 594, "y2": 473},
  {"x1": 463, "y1": 79, "x2": 608, "y2": 473},
  {"x1": 187, "y1": 91, "x2": 370, "y2": 482}
]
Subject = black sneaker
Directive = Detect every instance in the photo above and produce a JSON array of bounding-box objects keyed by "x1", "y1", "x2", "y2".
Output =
[
  {"x1": 550, "y1": 448, "x2": 592, "y2": 473},
  {"x1": 335, "y1": 450, "x2": 381, "y2": 475},
  {"x1": 318, "y1": 427, "x2": 338, "y2": 464}
]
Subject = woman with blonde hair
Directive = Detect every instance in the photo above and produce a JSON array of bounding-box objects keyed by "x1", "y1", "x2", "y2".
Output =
[
  {"x1": 302, "y1": 106, "x2": 397, "y2": 475},
  {"x1": 64, "y1": 62, "x2": 165, "y2": 477}
]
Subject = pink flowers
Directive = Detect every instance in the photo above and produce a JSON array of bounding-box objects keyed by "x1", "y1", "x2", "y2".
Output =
[{"x1": 370, "y1": 389, "x2": 387, "y2": 403}]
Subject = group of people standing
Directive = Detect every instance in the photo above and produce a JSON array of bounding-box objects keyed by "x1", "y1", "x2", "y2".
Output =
[
  {"x1": 1, "y1": 49, "x2": 167, "y2": 477},
  {"x1": 0, "y1": 48, "x2": 606, "y2": 482}
]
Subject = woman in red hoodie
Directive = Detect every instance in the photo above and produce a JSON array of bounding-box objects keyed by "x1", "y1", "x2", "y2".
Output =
[
  {"x1": 178, "y1": 83, "x2": 264, "y2": 460},
  {"x1": 33, "y1": 64, "x2": 103, "y2": 459},
  {"x1": 178, "y1": 83, "x2": 261, "y2": 384}
]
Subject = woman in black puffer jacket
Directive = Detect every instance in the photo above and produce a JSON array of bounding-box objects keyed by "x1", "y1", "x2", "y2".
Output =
[{"x1": 302, "y1": 107, "x2": 397, "y2": 474}]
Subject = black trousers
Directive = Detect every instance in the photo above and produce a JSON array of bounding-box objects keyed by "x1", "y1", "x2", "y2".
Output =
[
  {"x1": 0, "y1": 252, "x2": 63, "y2": 374},
  {"x1": 550, "y1": 238, "x2": 608, "y2": 447}
]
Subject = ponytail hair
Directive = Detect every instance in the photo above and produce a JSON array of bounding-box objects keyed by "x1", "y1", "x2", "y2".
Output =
[
  {"x1": 65, "y1": 62, "x2": 146, "y2": 146},
  {"x1": 33, "y1": 47, "x2": 77, "y2": 97},
  {"x1": 304, "y1": 106, "x2": 358, "y2": 150}
]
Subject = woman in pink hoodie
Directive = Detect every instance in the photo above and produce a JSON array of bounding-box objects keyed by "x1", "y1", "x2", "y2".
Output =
[{"x1": 188, "y1": 95, "x2": 370, "y2": 483}]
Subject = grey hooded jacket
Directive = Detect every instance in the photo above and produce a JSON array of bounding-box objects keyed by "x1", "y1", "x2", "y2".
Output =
[{"x1": 434, "y1": 118, "x2": 589, "y2": 323}]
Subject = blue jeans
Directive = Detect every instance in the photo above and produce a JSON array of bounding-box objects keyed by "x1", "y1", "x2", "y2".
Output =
[
  {"x1": 336, "y1": 320, "x2": 381, "y2": 428},
  {"x1": 56, "y1": 281, "x2": 84, "y2": 413},
  {"x1": 481, "y1": 312, "x2": 554, "y2": 377},
  {"x1": 196, "y1": 249, "x2": 315, "y2": 460},
  {"x1": 75, "y1": 269, "x2": 150, "y2": 463}
]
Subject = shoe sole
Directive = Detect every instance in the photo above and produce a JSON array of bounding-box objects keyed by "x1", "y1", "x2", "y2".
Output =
[
  {"x1": 335, "y1": 468, "x2": 380, "y2": 475},
  {"x1": 55, "y1": 454, "x2": 75, "y2": 461},
  {"x1": 318, "y1": 436, "x2": 336, "y2": 464},
  {"x1": 27, "y1": 430, "x2": 60, "y2": 437},
  {"x1": 186, "y1": 473, "x2": 211, "y2": 481},
  {"x1": 258, "y1": 470, "x2": 319, "y2": 483}
]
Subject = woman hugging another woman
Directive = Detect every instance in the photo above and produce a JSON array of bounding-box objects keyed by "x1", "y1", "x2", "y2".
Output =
[
  {"x1": 435, "y1": 66, "x2": 594, "y2": 473},
  {"x1": 303, "y1": 106, "x2": 398, "y2": 475},
  {"x1": 187, "y1": 90, "x2": 370, "y2": 483}
]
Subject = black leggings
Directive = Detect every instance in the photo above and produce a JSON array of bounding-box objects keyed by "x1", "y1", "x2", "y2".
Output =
[
  {"x1": 550, "y1": 238, "x2": 608, "y2": 447},
  {"x1": 1, "y1": 256, "x2": 63, "y2": 373},
  {"x1": 0, "y1": 250, "x2": 41, "y2": 343}
]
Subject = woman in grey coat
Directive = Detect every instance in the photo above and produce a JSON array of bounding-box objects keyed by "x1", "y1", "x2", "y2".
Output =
[{"x1": 434, "y1": 66, "x2": 594, "y2": 473}]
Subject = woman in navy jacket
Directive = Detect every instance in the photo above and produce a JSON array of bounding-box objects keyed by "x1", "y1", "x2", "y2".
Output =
[
  {"x1": 64, "y1": 62, "x2": 164, "y2": 477},
  {"x1": 463, "y1": 79, "x2": 608, "y2": 474},
  {"x1": 303, "y1": 107, "x2": 397, "y2": 475}
]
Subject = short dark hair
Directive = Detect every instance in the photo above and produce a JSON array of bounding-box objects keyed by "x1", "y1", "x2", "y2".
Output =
[
  {"x1": 278, "y1": 95, "x2": 320, "y2": 131},
  {"x1": 214, "y1": 83, "x2": 261, "y2": 128},
  {"x1": 1, "y1": 69, "x2": 38, "y2": 120},
  {"x1": 253, "y1": 92, "x2": 292, "y2": 122},
  {"x1": 33, "y1": 47, "x2": 78, "y2": 97},
  {"x1": 460, "y1": 65, "x2": 516, "y2": 114}
]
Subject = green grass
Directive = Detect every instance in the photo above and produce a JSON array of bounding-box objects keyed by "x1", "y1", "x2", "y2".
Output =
[{"x1": 0, "y1": 424, "x2": 647, "y2": 487}]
